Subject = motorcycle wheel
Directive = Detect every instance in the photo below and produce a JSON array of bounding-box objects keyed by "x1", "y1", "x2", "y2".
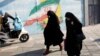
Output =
[{"x1": 19, "y1": 34, "x2": 29, "y2": 42}]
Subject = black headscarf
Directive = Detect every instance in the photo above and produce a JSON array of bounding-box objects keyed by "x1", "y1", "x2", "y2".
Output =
[
  {"x1": 46, "y1": 10, "x2": 59, "y2": 28},
  {"x1": 65, "y1": 12, "x2": 81, "y2": 24}
]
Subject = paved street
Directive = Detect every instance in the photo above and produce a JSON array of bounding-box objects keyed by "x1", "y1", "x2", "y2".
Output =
[{"x1": 0, "y1": 24, "x2": 100, "y2": 56}]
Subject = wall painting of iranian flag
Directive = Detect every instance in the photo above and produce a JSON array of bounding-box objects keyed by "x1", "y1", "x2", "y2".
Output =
[{"x1": 0, "y1": 0, "x2": 83, "y2": 34}]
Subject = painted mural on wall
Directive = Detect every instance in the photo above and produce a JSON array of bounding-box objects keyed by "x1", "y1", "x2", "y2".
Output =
[
  {"x1": 0, "y1": 0, "x2": 82, "y2": 34},
  {"x1": 24, "y1": 0, "x2": 62, "y2": 29}
]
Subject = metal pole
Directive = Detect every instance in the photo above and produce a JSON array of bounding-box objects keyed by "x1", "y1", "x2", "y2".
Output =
[
  {"x1": 84, "y1": 0, "x2": 89, "y2": 26},
  {"x1": 81, "y1": 0, "x2": 85, "y2": 26}
]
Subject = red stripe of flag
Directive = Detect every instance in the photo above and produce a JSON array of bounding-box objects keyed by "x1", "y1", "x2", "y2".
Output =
[{"x1": 24, "y1": 14, "x2": 47, "y2": 26}]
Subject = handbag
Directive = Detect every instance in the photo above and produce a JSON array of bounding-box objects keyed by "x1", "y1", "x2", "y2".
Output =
[{"x1": 76, "y1": 32, "x2": 86, "y2": 43}]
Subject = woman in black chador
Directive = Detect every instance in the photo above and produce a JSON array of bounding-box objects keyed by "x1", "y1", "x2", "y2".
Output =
[
  {"x1": 64, "y1": 12, "x2": 84, "y2": 56},
  {"x1": 43, "y1": 10, "x2": 63, "y2": 55}
]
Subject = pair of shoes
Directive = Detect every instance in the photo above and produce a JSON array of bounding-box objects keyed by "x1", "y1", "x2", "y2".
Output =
[{"x1": 59, "y1": 45, "x2": 63, "y2": 51}]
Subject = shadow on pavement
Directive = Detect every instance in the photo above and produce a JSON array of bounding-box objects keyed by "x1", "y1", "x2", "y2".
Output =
[
  {"x1": 14, "y1": 49, "x2": 45, "y2": 56},
  {"x1": 0, "y1": 42, "x2": 21, "y2": 47},
  {"x1": 14, "y1": 49, "x2": 61, "y2": 56},
  {"x1": 94, "y1": 38, "x2": 100, "y2": 42},
  {"x1": 50, "y1": 49, "x2": 61, "y2": 53}
]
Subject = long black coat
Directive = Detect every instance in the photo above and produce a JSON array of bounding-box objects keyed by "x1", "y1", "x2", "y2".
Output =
[
  {"x1": 65, "y1": 19, "x2": 82, "y2": 54},
  {"x1": 43, "y1": 16, "x2": 63, "y2": 46}
]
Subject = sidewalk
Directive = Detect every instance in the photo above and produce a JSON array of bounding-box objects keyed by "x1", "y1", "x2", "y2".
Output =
[{"x1": 0, "y1": 24, "x2": 100, "y2": 56}]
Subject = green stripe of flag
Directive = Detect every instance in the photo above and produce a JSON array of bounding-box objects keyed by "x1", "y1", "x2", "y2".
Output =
[{"x1": 29, "y1": 0, "x2": 60, "y2": 16}]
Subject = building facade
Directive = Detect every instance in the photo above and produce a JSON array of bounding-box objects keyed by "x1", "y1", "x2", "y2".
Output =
[{"x1": 84, "y1": 0, "x2": 100, "y2": 25}]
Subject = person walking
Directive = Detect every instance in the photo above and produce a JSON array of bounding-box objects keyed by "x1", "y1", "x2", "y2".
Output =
[
  {"x1": 43, "y1": 10, "x2": 64, "y2": 55},
  {"x1": 64, "y1": 12, "x2": 85, "y2": 56}
]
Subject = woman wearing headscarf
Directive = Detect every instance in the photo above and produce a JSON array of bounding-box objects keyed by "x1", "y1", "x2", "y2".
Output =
[
  {"x1": 43, "y1": 10, "x2": 64, "y2": 55},
  {"x1": 64, "y1": 12, "x2": 85, "y2": 56},
  {"x1": 10, "y1": 14, "x2": 22, "y2": 38}
]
